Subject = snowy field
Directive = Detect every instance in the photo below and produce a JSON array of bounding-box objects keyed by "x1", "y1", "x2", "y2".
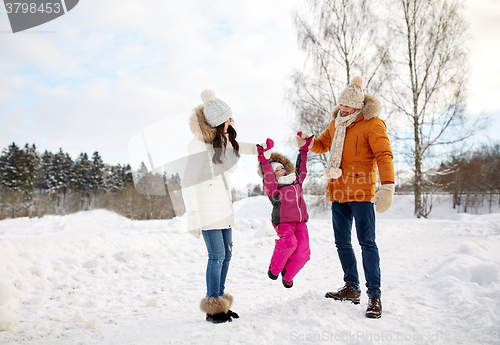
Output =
[{"x1": 0, "y1": 195, "x2": 499, "y2": 345}]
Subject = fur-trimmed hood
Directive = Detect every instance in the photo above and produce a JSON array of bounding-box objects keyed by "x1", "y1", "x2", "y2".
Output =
[
  {"x1": 331, "y1": 93, "x2": 381, "y2": 121},
  {"x1": 258, "y1": 152, "x2": 295, "y2": 177},
  {"x1": 189, "y1": 104, "x2": 217, "y2": 143}
]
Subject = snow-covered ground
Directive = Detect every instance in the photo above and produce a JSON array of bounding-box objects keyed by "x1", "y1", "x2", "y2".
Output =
[{"x1": 0, "y1": 195, "x2": 499, "y2": 345}]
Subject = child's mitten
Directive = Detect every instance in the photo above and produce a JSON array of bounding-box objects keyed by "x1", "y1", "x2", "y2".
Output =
[
  {"x1": 256, "y1": 138, "x2": 274, "y2": 162},
  {"x1": 296, "y1": 132, "x2": 314, "y2": 151}
]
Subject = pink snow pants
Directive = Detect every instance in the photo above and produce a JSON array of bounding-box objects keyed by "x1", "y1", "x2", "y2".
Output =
[{"x1": 269, "y1": 222, "x2": 310, "y2": 281}]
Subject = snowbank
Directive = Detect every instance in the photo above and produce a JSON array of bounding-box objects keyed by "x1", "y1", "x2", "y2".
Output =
[{"x1": 0, "y1": 196, "x2": 498, "y2": 345}]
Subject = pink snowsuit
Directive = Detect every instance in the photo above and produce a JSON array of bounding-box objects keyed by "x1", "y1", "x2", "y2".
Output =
[{"x1": 260, "y1": 149, "x2": 311, "y2": 282}]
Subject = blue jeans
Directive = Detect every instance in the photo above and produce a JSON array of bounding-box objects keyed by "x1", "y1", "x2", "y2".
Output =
[
  {"x1": 331, "y1": 202, "x2": 381, "y2": 298},
  {"x1": 201, "y1": 229, "x2": 233, "y2": 299}
]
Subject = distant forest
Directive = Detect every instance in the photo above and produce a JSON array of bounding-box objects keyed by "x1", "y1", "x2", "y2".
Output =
[
  {"x1": 0, "y1": 142, "x2": 180, "y2": 220},
  {"x1": 430, "y1": 144, "x2": 500, "y2": 214},
  {"x1": 1, "y1": 142, "x2": 499, "y2": 220},
  {"x1": 387, "y1": 143, "x2": 500, "y2": 216}
]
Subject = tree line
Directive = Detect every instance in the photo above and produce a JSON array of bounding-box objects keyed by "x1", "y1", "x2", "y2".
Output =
[
  {"x1": 432, "y1": 144, "x2": 500, "y2": 214},
  {"x1": 0, "y1": 142, "x2": 178, "y2": 220}
]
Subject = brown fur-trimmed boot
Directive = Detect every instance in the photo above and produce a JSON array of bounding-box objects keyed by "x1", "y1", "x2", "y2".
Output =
[
  {"x1": 200, "y1": 296, "x2": 231, "y2": 324},
  {"x1": 221, "y1": 293, "x2": 239, "y2": 319}
]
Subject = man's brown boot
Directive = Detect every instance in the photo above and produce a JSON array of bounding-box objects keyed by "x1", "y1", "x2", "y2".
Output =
[
  {"x1": 325, "y1": 283, "x2": 361, "y2": 304},
  {"x1": 365, "y1": 297, "x2": 382, "y2": 318}
]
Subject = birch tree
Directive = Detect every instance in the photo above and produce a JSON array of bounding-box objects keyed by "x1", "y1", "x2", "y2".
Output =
[
  {"x1": 387, "y1": 0, "x2": 474, "y2": 217},
  {"x1": 288, "y1": 0, "x2": 391, "y2": 168}
]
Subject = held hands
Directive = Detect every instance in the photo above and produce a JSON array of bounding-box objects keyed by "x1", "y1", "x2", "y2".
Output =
[
  {"x1": 296, "y1": 132, "x2": 314, "y2": 151},
  {"x1": 370, "y1": 184, "x2": 395, "y2": 213},
  {"x1": 257, "y1": 138, "x2": 274, "y2": 162}
]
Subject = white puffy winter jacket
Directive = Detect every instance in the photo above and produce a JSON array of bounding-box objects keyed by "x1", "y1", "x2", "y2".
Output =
[
  {"x1": 181, "y1": 104, "x2": 258, "y2": 238},
  {"x1": 182, "y1": 138, "x2": 257, "y2": 238}
]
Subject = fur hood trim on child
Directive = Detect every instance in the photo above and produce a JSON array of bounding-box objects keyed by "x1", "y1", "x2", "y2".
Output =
[
  {"x1": 189, "y1": 104, "x2": 217, "y2": 144},
  {"x1": 257, "y1": 152, "x2": 295, "y2": 178},
  {"x1": 330, "y1": 93, "x2": 381, "y2": 121}
]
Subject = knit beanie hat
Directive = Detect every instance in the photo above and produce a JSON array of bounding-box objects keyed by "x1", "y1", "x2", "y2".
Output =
[
  {"x1": 270, "y1": 161, "x2": 284, "y2": 172},
  {"x1": 338, "y1": 76, "x2": 364, "y2": 109},
  {"x1": 201, "y1": 89, "x2": 232, "y2": 128}
]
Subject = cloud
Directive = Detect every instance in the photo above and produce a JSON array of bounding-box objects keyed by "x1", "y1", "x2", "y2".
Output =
[
  {"x1": 464, "y1": 0, "x2": 500, "y2": 112},
  {"x1": 0, "y1": 0, "x2": 497, "y2": 184},
  {"x1": 0, "y1": 0, "x2": 304, "y2": 168}
]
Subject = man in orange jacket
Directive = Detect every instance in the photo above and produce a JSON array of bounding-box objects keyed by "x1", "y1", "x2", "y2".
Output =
[{"x1": 298, "y1": 76, "x2": 395, "y2": 318}]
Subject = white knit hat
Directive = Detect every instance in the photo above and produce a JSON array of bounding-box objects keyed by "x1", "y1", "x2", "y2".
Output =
[
  {"x1": 270, "y1": 161, "x2": 284, "y2": 172},
  {"x1": 339, "y1": 76, "x2": 364, "y2": 109},
  {"x1": 200, "y1": 89, "x2": 232, "y2": 128}
]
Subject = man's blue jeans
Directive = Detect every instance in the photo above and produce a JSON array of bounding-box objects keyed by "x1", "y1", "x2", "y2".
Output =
[
  {"x1": 201, "y1": 228, "x2": 233, "y2": 299},
  {"x1": 331, "y1": 201, "x2": 381, "y2": 298}
]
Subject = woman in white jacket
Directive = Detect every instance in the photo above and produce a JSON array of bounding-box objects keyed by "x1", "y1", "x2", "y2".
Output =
[{"x1": 182, "y1": 90, "x2": 270, "y2": 324}]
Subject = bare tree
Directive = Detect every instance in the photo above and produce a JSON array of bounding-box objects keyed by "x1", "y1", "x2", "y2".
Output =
[
  {"x1": 385, "y1": 0, "x2": 478, "y2": 217},
  {"x1": 287, "y1": 0, "x2": 391, "y2": 168},
  {"x1": 434, "y1": 143, "x2": 500, "y2": 214}
]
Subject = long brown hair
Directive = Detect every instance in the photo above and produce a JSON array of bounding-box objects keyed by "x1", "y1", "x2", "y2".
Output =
[{"x1": 212, "y1": 122, "x2": 240, "y2": 164}]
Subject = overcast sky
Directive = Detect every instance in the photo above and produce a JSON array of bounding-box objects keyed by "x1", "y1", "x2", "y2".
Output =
[{"x1": 1, "y1": 0, "x2": 499, "y2": 188}]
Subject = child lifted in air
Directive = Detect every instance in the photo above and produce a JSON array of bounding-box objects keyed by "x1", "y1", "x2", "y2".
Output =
[{"x1": 257, "y1": 133, "x2": 313, "y2": 288}]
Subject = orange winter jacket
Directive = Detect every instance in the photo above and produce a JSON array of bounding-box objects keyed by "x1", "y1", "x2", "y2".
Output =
[{"x1": 311, "y1": 93, "x2": 394, "y2": 203}]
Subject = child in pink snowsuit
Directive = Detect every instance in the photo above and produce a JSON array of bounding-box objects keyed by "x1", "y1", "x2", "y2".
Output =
[{"x1": 257, "y1": 134, "x2": 313, "y2": 288}]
